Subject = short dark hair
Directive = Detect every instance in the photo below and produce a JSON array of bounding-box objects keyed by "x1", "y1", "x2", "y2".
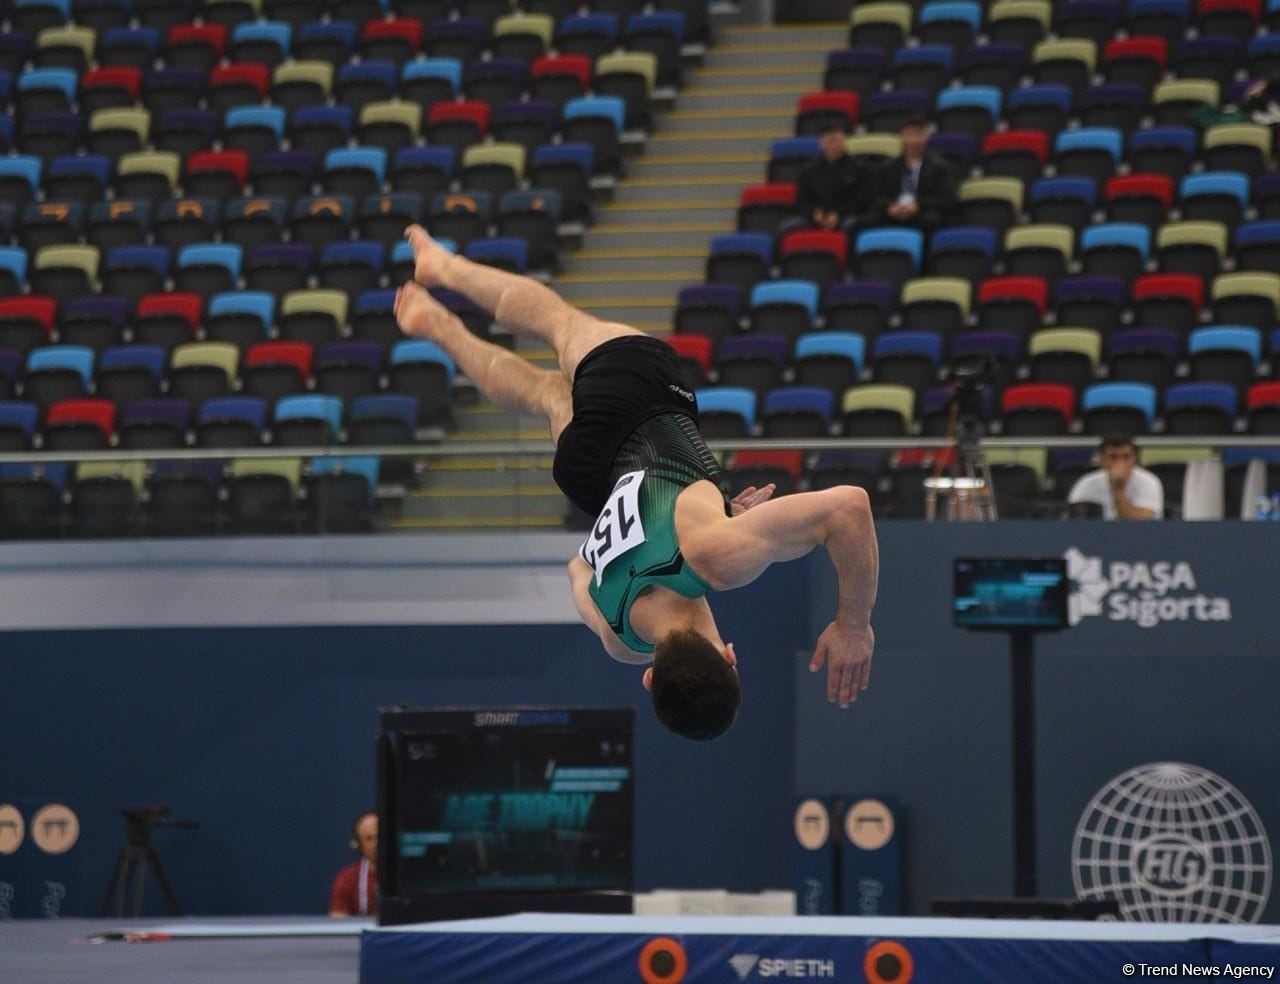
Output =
[
  {"x1": 650, "y1": 629, "x2": 740, "y2": 741},
  {"x1": 901, "y1": 115, "x2": 930, "y2": 130},
  {"x1": 818, "y1": 122, "x2": 849, "y2": 137},
  {"x1": 1100, "y1": 433, "x2": 1136, "y2": 453}
]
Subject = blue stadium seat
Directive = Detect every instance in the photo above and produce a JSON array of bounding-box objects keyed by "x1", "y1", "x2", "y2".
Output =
[
  {"x1": 310, "y1": 455, "x2": 379, "y2": 498},
  {"x1": 795, "y1": 332, "x2": 866, "y2": 373},
  {"x1": 749, "y1": 280, "x2": 820, "y2": 318},
  {"x1": 1188, "y1": 325, "x2": 1262, "y2": 362},
  {"x1": 694, "y1": 386, "x2": 756, "y2": 429},
  {"x1": 1031, "y1": 176, "x2": 1098, "y2": 229},
  {"x1": 352, "y1": 393, "x2": 416, "y2": 428},
  {"x1": 936, "y1": 85, "x2": 1002, "y2": 137},
  {"x1": 0, "y1": 154, "x2": 42, "y2": 202},
  {"x1": 199, "y1": 395, "x2": 267, "y2": 431},
  {"x1": 1165, "y1": 381, "x2": 1238, "y2": 416},
  {"x1": 232, "y1": 21, "x2": 292, "y2": 61},
  {"x1": 391, "y1": 339, "x2": 456, "y2": 388},
  {"x1": 28, "y1": 344, "x2": 95, "y2": 386},
  {"x1": 1080, "y1": 222, "x2": 1151, "y2": 281},
  {"x1": 18, "y1": 67, "x2": 78, "y2": 106},
  {"x1": 402, "y1": 57, "x2": 463, "y2": 94},
  {"x1": 0, "y1": 401, "x2": 39, "y2": 440},
  {"x1": 0, "y1": 245, "x2": 30, "y2": 288},
  {"x1": 762, "y1": 385, "x2": 834, "y2": 435},
  {"x1": 276, "y1": 393, "x2": 343, "y2": 436},
  {"x1": 178, "y1": 242, "x2": 243, "y2": 280},
  {"x1": 208, "y1": 290, "x2": 276, "y2": 330},
  {"x1": 1081, "y1": 381, "x2": 1158, "y2": 427},
  {"x1": 564, "y1": 95, "x2": 626, "y2": 135},
  {"x1": 873, "y1": 331, "x2": 944, "y2": 364},
  {"x1": 99, "y1": 343, "x2": 165, "y2": 377},
  {"x1": 464, "y1": 236, "x2": 528, "y2": 273},
  {"x1": 226, "y1": 105, "x2": 286, "y2": 141}
]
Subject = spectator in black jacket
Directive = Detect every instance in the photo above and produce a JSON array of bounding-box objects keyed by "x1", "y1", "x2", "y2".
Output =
[
  {"x1": 871, "y1": 116, "x2": 957, "y2": 231},
  {"x1": 792, "y1": 124, "x2": 875, "y2": 236}
]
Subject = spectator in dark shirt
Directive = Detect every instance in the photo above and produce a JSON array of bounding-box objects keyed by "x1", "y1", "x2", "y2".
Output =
[
  {"x1": 793, "y1": 123, "x2": 875, "y2": 235},
  {"x1": 871, "y1": 116, "x2": 957, "y2": 231}
]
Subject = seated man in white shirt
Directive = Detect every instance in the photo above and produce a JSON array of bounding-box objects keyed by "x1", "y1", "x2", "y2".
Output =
[{"x1": 1068, "y1": 434, "x2": 1164, "y2": 520}]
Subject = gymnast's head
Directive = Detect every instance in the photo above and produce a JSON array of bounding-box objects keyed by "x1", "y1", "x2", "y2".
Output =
[{"x1": 642, "y1": 629, "x2": 741, "y2": 741}]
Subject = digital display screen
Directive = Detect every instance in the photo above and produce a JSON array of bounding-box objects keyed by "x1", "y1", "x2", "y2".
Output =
[
  {"x1": 384, "y1": 709, "x2": 633, "y2": 896},
  {"x1": 954, "y1": 557, "x2": 1068, "y2": 630}
]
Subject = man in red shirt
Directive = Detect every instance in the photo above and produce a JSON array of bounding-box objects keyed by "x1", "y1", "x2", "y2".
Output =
[{"x1": 328, "y1": 812, "x2": 377, "y2": 917}]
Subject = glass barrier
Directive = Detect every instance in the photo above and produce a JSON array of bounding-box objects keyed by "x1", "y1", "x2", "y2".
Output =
[{"x1": 1, "y1": 437, "x2": 1278, "y2": 538}]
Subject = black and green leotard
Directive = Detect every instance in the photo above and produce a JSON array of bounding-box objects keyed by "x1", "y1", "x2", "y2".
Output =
[{"x1": 580, "y1": 412, "x2": 730, "y2": 655}]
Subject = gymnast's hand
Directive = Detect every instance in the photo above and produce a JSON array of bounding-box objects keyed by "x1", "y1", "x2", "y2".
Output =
[
  {"x1": 809, "y1": 620, "x2": 874, "y2": 709},
  {"x1": 394, "y1": 281, "x2": 454, "y2": 343},
  {"x1": 729, "y1": 484, "x2": 775, "y2": 516},
  {"x1": 404, "y1": 224, "x2": 454, "y2": 288}
]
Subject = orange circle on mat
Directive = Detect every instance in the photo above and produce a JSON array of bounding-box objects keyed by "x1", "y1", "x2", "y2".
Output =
[
  {"x1": 864, "y1": 940, "x2": 914, "y2": 984},
  {"x1": 638, "y1": 937, "x2": 688, "y2": 984}
]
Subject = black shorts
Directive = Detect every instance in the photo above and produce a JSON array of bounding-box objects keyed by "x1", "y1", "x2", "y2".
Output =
[{"x1": 552, "y1": 334, "x2": 699, "y2": 517}]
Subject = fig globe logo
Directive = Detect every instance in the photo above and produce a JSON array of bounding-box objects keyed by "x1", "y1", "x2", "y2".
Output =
[
  {"x1": 1063, "y1": 548, "x2": 1231, "y2": 628},
  {"x1": 1072, "y1": 763, "x2": 1271, "y2": 924}
]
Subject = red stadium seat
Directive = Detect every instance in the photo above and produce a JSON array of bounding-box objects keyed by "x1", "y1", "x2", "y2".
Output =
[
  {"x1": 362, "y1": 17, "x2": 424, "y2": 50},
  {"x1": 1198, "y1": 0, "x2": 1259, "y2": 18},
  {"x1": 1106, "y1": 174, "x2": 1174, "y2": 210},
  {"x1": 740, "y1": 183, "x2": 798, "y2": 207},
  {"x1": 210, "y1": 63, "x2": 270, "y2": 101},
  {"x1": 81, "y1": 67, "x2": 142, "y2": 102},
  {"x1": 796, "y1": 91, "x2": 860, "y2": 128},
  {"x1": 983, "y1": 130, "x2": 1049, "y2": 163},
  {"x1": 187, "y1": 150, "x2": 250, "y2": 188},
  {"x1": 730, "y1": 449, "x2": 804, "y2": 483},
  {"x1": 781, "y1": 229, "x2": 848, "y2": 267},
  {"x1": 1001, "y1": 383, "x2": 1075, "y2": 425},
  {"x1": 1103, "y1": 36, "x2": 1168, "y2": 70},
  {"x1": 427, "y1": 100, "x2": 491, "y2": 133},
  {"x1": 246, "y1": 341, "x2": 314, "y2": 380},
  {"x1": 47, "y1": 398, "x2": 117, "y2": 437},
  {"x1": 167, "y1": 23, "x2": 228, "y2": 57},
  {"x1": 664, "y1": 334, "x2": 712, "y2": 377},
  {"x1": 1246, "y1": 381, "x2": 1280, "y2": 409},
  {"x1": 1132, "y1": 273, "x2": 1205, "y2": 310},
  {"x1": 530, "y1": 55, "x2": 592, "y2": 90},
  {"x1": 0, "y1": 296, "x2": 57, "y2": 331},
  {"x1": 136, "y1": 292, "x2": 204, "y2": 329},
  {"x1": 977, "y1": 276, "x2": 1048, "y2": 313}
]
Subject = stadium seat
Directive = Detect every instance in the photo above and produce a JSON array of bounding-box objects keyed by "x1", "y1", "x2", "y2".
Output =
[
  {"x1": 1029, "y1": 177, "x2": 1097, "y2": 232},
  {"x1": 1004, "y1": 225, "x2": 1073, "y2": 290},
  {"x1": 927, "y1": 227, "x2": 996, "y2": 286},
  {"x1": 1211, "y1": 272, "x2": 1279, "y2": 332},
  {"x1": 1104, "y1": 174, "x2": 1174, "y2": 231},
  {"x1": 1164, "y1": 381, "x2": 1238, "y2": 434},
  {"x1": 958, "y1": 177, "x2": 1023, "y2": 236},
  {"x1": 696, "y1": 387, "x2": 757, "y2": 439},
  {"x1": 674, "y1": 284, "x2": 742, "y2": 352},
  {"x1": 848, "y1": 2, "x2": 912, "y2": 54},
  {"x1": 871, "y1": 331, "x2": 942, "y2": 399},
  {"x1": 975, "y1": 276, "x2": 1047, "y2": 336},
  {"x1": 762, "y1": 386, "x2": 834, "y2": 438},
  {"x1": 1081, "y1": 381, "x2": 1158, "y2": 434},
  {"x1": 854, "y1": 228, "x2": 923, "y2": 293},
  {"x1": 1055, "y1": 276, "x2": 1127, "y2": 334},
  {"x1": 824, "y1": 48, "x2": 887, "y2": 98},
  {"x1": 717, "y1": 335, "x2": 788, "y2": 398},
  {"x1": 900, "y1": 277, "x2": 970, "y2": 337},
  {"x1": 1028, "y1": 328, "x2": 1102, "y2": 395},
  {"x1": 1155, "y1": 222, "x2": 1228, "y2": 286},
  {"x1": 841, "y1": 383, "x2": 914, "y2": 436},
  {"x1": 225, "y1": 457, "x2": 301, "y2": 534},
  {"x1": 45, "y1": 396, "x2": 115, "y2": 450},
  {"x1": 706, "y1": 233, "x2": 773, "y2": 291},
  {"x1": 1080, "y1": 223, "x2": 1151, "y2": 284},
  {"x1": 794, "y1": 333, "x2": 866, "y2": 398},
  {"x1": 1001, "y1": 382, "x2": 1075, "y2": 435}
]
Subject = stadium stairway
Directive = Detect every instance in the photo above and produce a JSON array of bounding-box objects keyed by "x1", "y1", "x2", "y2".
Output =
[{"x1": 395, "y1": 18, "x2": 847, "y2": 530}]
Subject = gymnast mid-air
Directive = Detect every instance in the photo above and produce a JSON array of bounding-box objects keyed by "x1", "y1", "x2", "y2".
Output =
[{"x1": 395, "y1": 226, "x2": 879, "y2": 741}]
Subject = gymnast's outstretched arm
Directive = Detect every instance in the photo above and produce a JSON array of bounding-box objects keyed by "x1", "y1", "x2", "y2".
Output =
[{"x1": 683, "y1": 486, "x2": 878, "y2": 708}]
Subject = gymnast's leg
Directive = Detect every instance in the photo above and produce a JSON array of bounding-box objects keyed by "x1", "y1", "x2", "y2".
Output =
[{"x1": 394, "y1": 281, "x2": 572, "y2": 443}]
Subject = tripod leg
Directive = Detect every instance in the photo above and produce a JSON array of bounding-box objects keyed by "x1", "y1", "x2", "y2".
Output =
[
  {"x1": 148, "y1": 848, "x2": 183, "y2": 916},
  {"x1": 132, "y1": 852, "x2": 148, "y2": 919},
  {"x1": 102, "y1": 848, "x2": 128, "y2": 918}
]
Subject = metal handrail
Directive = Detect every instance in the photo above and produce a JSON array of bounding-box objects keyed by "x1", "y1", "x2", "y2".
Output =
[{"x1": 0, "y1": 435, "x2": 1278, "y2": 465}]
